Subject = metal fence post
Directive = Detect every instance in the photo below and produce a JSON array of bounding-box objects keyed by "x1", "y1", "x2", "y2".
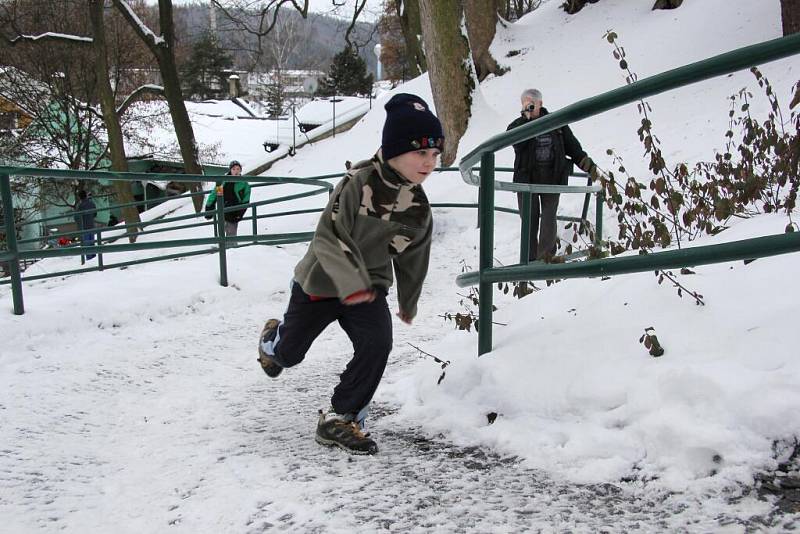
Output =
[
  {"x1": 0, "y1": 172, "x2": 24, "y2": 314},
  {"x1": 252, "y1": 204, "x2": 258, "y2": 245},
  {"x1": 97, "y1": 229, "x2": 104, "y2": 270},
  {"x1": 215, "y1": 185, "x2": 228, "y2": 287},
  {"x1": 595, "y1": 190, "x2": 604, "y2": 251},
  {"x1": 579, "y1": 175, "x2": 592, "y2": 233},
  {"x1": 478, "y1": 152, "x2": 495, "y2": 356},
  {"x1": 519, "y1": 192, "x2": 531, "y2": 264}
]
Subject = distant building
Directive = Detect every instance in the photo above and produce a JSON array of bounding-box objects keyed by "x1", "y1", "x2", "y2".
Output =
[{"x1": 246, "y1": 69, "x2": 324, "y2": 102}]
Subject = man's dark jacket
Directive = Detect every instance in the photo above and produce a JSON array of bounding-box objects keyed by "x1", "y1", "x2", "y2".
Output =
[
  {"x1": 205, "y1": 178, "x2": 251, "y2": 223},
  {"x1": 76, "y1": 197, "x2": 96, "y2": 230},
  {"x1": 506, "y1": 107, "x2": 588, "y2": 186}
]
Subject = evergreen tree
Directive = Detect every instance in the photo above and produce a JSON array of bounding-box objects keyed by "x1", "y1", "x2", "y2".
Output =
[
  {"x1": 266, "y1": 83, "x2": 285, "y2": 118},
  {"x1": 316, "y1": 46, "x2": 375, "y2": 97},
  {"x1": 182, "y1": 30, "x2": 233, "y2": 100}
]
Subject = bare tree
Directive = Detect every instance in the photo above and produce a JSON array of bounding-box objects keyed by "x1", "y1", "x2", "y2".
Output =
[
  {"x1": 389, "y1": 0, "x2": 425, "y2": 77},
  {"x1": 464, "y1": 0, "x2": 502, "y2": 81},
  {"x1": 418, "y1": 0, "x2": 475, "y2": 166},
  {"x1": 782, "y1": 0, "x2": 800, "y2": 35},
  {"x1": 211, "y1": 0, "x2": 308, "y2": 70},
  {"x1": 112, "y1": 0, "x2": 205, "y2": 212},
  {"x1": 497, "y1": 0, "x2": 541, "y2": 21},
  {"x1": 1, "y1": 0, "x2": 146, "y2": 236},
  {"x1": 88, "y1": 0, "x2": 140, "y2": 240}
]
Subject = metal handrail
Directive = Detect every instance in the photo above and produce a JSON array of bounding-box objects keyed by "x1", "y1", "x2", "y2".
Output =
[
  {"x1": 1, "y1": 166, "x2": 336, "y2": 314},
  {"x1": 457, "y1": 33, "x2": 800, "y2": 355}
]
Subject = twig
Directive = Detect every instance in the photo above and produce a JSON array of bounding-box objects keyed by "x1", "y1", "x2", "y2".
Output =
[{"x1": 406, "y1": 342, "x2": 449, "y2": 367}]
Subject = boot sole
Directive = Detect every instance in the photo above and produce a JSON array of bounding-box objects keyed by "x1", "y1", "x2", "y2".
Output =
[{"x1": 315, "y1": 434, "x2": 377, "y2": 455}]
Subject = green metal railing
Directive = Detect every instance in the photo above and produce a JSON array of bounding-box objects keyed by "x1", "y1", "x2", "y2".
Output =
[
  {"x1": 458, "y1": 33, "x2": 800, "y2": 356},
  {"x1": 0, "y1": 166, "x2": 335, "y2": 314}
]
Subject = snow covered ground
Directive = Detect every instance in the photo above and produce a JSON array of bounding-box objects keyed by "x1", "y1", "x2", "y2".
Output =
[{"x1": 2, "y1": 0, "x2": 799, "y2": 531}]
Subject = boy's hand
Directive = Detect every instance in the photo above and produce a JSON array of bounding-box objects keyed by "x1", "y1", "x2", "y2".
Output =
[
  {"x1": 342, "y1": 289, "x2": 376, "y2": 305},
  {"x1": 396, "y1": 311, "x2": 413, "y2": 325}
]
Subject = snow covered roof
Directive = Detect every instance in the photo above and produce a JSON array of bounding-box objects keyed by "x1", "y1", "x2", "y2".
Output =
[
  {"x1": 294, "y1": 96, "x2": 371, "y2": 126},
  {"x1": 185, "y1": 99, "x2": 263, "y2": 120}
]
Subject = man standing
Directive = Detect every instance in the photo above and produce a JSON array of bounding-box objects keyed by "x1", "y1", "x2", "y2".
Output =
[
  {"x1": 75, "y1": 190, "x2": 97, "y2": 260},
  {"x1": 204, "y1": 160, "x2": 251, "y2": 237},
  {"x1": 506, "y1": 89, "x2": 598, "y2": 261}
]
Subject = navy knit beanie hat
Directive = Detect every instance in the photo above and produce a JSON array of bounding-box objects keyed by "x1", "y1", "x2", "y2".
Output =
[{"x1": 381, "y1": 93, "x2": 444, "y2": 161}]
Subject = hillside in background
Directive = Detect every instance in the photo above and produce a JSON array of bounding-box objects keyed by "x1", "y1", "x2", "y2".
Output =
[{"x1": 173, "y1": 2, "x2": 379, "y2": 74}]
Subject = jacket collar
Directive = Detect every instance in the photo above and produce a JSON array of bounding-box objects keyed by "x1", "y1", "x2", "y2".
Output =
[{"x1": 372, "y1": 151, "x2": 414, "y2": 187}]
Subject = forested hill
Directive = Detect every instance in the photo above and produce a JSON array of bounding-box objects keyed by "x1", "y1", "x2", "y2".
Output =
[{"x1": 172, "y1": 2, "x2": 378, "y2": 74}]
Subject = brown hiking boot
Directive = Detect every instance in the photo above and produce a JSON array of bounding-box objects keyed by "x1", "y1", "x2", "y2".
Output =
[
  {"x1": 315, "y1": 410, "x2": 378, "y2": 455},
  {"x1": 257, "y1": 319, "x2": 283, "y2": 378}
]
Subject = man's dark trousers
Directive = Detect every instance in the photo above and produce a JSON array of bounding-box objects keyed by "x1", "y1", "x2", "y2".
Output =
[
  {"x1": 270, "y1": 282, "x2": 392, "y2": 416},
  {"x1": 517, "y1": 192, "x2": 560, "y2": 261}
]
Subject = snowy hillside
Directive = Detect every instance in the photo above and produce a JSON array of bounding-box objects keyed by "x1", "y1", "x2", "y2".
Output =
[{"x1": 1, "y1": 0, "x2": 799, "y2": 531}]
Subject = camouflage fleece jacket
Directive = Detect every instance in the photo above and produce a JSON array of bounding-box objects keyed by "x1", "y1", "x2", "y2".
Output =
[{"x1": 293, "y1": 154, "x2": 432, "y2": 319}]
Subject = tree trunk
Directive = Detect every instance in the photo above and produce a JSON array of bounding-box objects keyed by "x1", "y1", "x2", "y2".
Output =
[
  {"x1": 464, "y1": 0, "x2": 501, "y2": 81},
  {"x1": 781, "y1": 0, "x2": 800, "y2": 35},
  {"x1": 396, "y1": 0, "x2": 426, "y2": 76},
  {"x1": 88, "y1": 0, "x2": 141, "y2": 242},
  {"x1": 418, "y1": 0, "x2": 475, "y2": 166},
  {"x1": 113, "y1": 0, "x2": 204, "y2": 212}
]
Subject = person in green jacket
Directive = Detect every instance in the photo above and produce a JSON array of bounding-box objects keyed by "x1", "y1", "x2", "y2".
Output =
[
  {"x1": 204, "y1": 160, "x2": 251, "y2": 236},
  {"x1": 257, "y1": 93, "x2": 442, "y2": 455}
]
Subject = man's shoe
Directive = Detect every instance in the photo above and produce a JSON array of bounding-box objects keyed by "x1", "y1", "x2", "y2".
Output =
[
  {"x1": 315, "y1": 410, "x2": 378, "y2": 455},
  {"x1": 257, "y1": 319, "x2": 283, "y2": 378}
]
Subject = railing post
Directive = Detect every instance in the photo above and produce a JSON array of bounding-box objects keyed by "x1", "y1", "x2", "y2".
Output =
[
  {"x1": 80, "y1": 228, "x2": 86, "y2": 265},
  {"x1": 96, "y1": 229, "x2": 104, "y2": 270},
  {"x1": 579, "y1": 175, "x2": 592, "y2": 233},
  {"x1": 519, "y1": 192, "x2": 531, "y2": 264},
  {"x1": 478, "y1": 152, "x2": 495, "y2": 356},
  {"x1": 216, "y1": 185, "x2": 228, "y2": 287},
  {"x1": 595, "y1": 190, "x2": 604, "y2": 251},
  {"x1": 0, "y1": 172, "x2": 24, "y2": 314},
  {"x1": 252, "y1": 204, "x2": 258, "y2": 245}
]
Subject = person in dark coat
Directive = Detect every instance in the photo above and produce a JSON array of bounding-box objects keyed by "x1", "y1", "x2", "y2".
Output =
[
  {"x1": 204, "y1": 160, "x2": 252, "y2": 236},
  {"x1": 75, "y1": 190, "x2": 97, "y2": 260},
  {"x1": 506, "y1": 88, "x2": 598, "y2": 261}
]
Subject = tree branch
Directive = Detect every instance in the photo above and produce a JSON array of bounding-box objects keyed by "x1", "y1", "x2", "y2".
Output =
[
  {"x1": 116, "y1": 84, "x2": 165, "y2": 116},
  {"x1": 211, "y1": 0, "x2": 308, "y2": 37},
  {"x1": 3, "y1": 31, "x2": 93, "y2": 46},
  {"x1": 344, "y1": 0, "x2": 367, "y2": 50},
  {"x1": 111, "y1": 0, "x2": 164, "y2": 54}
]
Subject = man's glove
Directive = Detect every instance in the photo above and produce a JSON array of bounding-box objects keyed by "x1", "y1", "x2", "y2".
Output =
[{"x1": 578, "y1": 156, "x2": 600, "y2": 179}]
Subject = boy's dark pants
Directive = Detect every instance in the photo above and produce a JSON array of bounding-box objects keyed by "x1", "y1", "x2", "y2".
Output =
[{"x1": 271, "y1": 282, "x2": 392, "y2": 416}]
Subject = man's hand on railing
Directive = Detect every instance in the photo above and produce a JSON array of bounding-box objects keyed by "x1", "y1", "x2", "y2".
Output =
[{"x1": 578, "y1": 156, "x2": 601, "y2": 180}]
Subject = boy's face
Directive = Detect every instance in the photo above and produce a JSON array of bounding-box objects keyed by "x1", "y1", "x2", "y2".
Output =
[
  {"x1": 387, "y1": 149, "x2": 440, "y2": 184},
  {"x1": 230, "y1": 165, "x2": 242, "y2": 176}
]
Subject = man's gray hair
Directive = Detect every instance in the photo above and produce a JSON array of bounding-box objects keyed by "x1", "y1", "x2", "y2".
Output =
[{"x1": 520, "y1": 88, "x2": 542, "y2": 102}]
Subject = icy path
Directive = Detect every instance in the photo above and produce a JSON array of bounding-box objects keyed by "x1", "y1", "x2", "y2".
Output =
[{"x1": 0, "y1": 212, "x2": 793, "y2": 533}]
